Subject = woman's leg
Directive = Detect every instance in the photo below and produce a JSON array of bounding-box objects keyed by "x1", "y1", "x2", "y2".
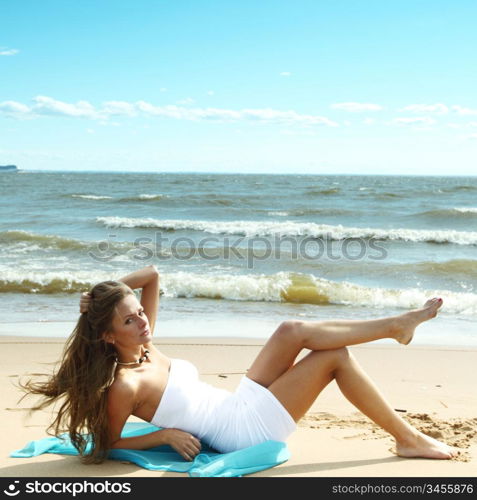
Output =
[
  {"x1": 247, "y1": 298, "x2": 442, "y2": 387},
  {"x1": 246, "y1": 298, "x2": 457, "y2": 459},
  {"x1": 295, "y1": 297, "x2": 442, "y2": 350},
  {"x1": 265, "y1": 347, "x2": 457, "y2": 459}
]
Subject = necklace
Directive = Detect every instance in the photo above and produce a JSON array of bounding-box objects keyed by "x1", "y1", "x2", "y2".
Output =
[{"x1": 115, "y1": 349, "x2": 150, "y2": 366}]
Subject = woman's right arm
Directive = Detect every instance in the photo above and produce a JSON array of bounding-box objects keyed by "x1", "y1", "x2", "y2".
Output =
[
  {"x1": 110, "y1": 428, "x2": 201, "y2": 462},
  {"x1": 107, "y1": 381, "x2": 201, "y2": 461}
]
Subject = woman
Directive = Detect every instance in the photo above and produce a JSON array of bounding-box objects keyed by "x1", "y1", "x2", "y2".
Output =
[{"x1": 21, "y1": 265, "x2": 458, "y2": 464}]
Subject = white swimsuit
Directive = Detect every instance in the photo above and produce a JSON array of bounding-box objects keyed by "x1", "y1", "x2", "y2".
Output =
[{"x1": 149, "y1": 358, "x2": 296, "y2": 453}]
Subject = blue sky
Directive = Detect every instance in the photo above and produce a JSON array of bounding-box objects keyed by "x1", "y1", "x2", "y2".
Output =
[{"x1": 1, "y1": 0, "x2": 476, "y2": 175}]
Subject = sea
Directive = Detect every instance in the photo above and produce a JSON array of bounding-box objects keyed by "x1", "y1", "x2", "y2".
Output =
[{"x1": 1, "y1": 170, "x2": 476, "y2": 347}]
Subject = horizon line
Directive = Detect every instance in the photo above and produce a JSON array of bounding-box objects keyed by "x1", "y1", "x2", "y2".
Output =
[{"x1": 9, "y1": 168, "x2": 477, "y2": 178}]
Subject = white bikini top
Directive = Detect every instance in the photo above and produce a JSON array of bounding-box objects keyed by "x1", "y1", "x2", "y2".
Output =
[{"x1": 149, "y1": 358, "x2": 231, "y2": 439}]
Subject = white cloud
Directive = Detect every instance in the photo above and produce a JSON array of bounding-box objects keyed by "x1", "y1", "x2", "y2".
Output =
[
  {"x1": 452, "y1": 105, "x2": 477, "y2": 116},
  {"x1": 0, "y1": 47, "x2": 19, "y2": 56},
  {"x1": 0, "y1": 101, "x2": 31, "y2": 116},
  {"x1": 280, "y1": 72, "x2": 292, "y2": 77},
  {"x1": 160, "y1": 88, "x2": 168, "y2": 92},
  {"x1": 363, "y1": 118, "x2": 375, "y2": 125},
  {"x1": 241, "y1": 108, "x2": 338, "y2": 126},
  {"x1": 135, "y1": 102, "x2": 199, "y2": 119},
  {"x1": 136, "y1": 101, "x2": 338, "y2": 126},
  {"x1": 207, "y1": 90, "x2": 215, "y2": 96},
  {"x1": 33, "y1": 96, "x2": 99, "y2": 119},
  {"x1": 102, "y1": 101, "x2": 136, "y2": 116},
  {"x1": 331, "y1": 102, "x2": 383, "y2": 112},
  {"x1": 399, "y1": 103, "x2": 448, "y2": 114},
  {"x1": 392, "y1": 117, "x2": 436, "y2": 126},
  {"x1": 465, "y1": 133, "x2": 477, "y2": 141},
  {"x1": 0, "y1": 95, "x2": 339, "y2": 127}
]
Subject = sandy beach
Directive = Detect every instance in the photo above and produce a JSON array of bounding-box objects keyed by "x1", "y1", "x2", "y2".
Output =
[{"x1": 1, "y1": 324, "x2": 476, "y2": 478}]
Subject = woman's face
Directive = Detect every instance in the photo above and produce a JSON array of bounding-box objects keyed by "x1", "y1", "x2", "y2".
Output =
[{"x1": 107, "y1": 294, "x2": 152, "y2": 346}]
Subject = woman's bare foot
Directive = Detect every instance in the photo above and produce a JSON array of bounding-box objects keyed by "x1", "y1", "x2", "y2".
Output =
[
  {"x1": 393, "y1": 298, "x2": 443, "y2": 345},
  {"x1": 395, "y1": 430, "x2": 459, "y2": 459}
]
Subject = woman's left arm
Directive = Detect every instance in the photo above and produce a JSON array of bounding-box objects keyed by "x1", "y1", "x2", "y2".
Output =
[{"x1": 118, "y1": 265, "x2": 160, "y2": 335}]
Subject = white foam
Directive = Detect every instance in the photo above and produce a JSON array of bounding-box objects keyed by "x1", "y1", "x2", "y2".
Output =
[
  {"x1": 95, "y1": 217, "x2": 477, "y2": 245},
  {"x1": 138, "y1": 194, "x2": 167, "y2": 200},
  {"x1": 148, "y1": 272, "x2": 477, "y2": 315},
  {"x1": 3, "y1": 243, "x2": 44, "y2": 254},
  {"x1": 268, "y1": 211, "x2": 290, "y2": 216},
  {"x1": 161, "y1": 271, "x2": 291, "y2": 302},
  {"x1": 0, "y1": 268, "x2": 475, "y2": 316},
  {"x1": 72, "y1": 194, "x2": 113, "y2": 200},
  {"x1": 0, "y1": 269, "x2": 110, "y2": 289},
  {"x1": 309, "y1": 275, "x2": 477, "y2": 315},
  {"x1": 454, "y1": 207, "x2": 477, "y2": 214}
]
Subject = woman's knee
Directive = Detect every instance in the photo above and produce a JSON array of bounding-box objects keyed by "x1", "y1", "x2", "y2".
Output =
[
  {"x1": 310, "y1": 346, "x2": 350, "y2": 370},
  {"x1": 305, "y1": 347, "x2": 350, "y2": 378},
  {"x1": 329, "y1": 346, "x2": 351, "y2": 371},
  {"x1": 273, "y1": 320, "x2": 306, "y2": 347},
  {"x1": 334, "y1": 346, "x2": 350, "y2": 360}
]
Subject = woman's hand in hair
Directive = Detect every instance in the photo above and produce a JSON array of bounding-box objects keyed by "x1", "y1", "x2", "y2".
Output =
[
  {"x1": 79, "y1": 292, "x2": 92, "y2": 313},
  {"x1": 163, "y1": 428, "x2": 202, "y2": 462}
]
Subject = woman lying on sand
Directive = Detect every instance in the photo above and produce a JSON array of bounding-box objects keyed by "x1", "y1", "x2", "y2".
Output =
[{"x1": 21, "y1": 265, "x2": 458, "y2": 463}]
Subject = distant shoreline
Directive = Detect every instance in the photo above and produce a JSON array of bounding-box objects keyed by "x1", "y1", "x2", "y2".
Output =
[{"x1": 0, "y1": 165, "x2": 18, "y2": 172}]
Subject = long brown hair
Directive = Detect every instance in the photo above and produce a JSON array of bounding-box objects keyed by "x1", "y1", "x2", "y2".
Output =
[{"x1": 19, "y1": 280, "x2": 133, "y2": 463}]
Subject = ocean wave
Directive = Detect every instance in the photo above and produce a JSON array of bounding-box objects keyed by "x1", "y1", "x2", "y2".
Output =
[
  {"x1": 162, "y1": 271, "x2": 290, "y2": 302},
  {"x1": 267, "y1": 208, "x2": 353, "y2": 217},
  {"x1": 0, "y1": 230, "x2": 88, "y2": 251},
  {"x1": 139, "y1": 194, "x2": 166, "y2": 200},
  {"x1": 268, "y1": 211, "x2": 290, "y2": 217},
  {"x1": 375, "y1": 192, "x2": 403, "y2": 199},
  {"x1": 280, "y1": 274, "x2": 477, "y2": 314},
  {"x1": 185, "y1": 195, "x2": 236, "y2": 206},
  {"x1": 1, "y1": 270, "x2": 475, "y2": 315},
  {"x1": 0, "y1": 271, "x2": 99, "y2": 294},
  {"x1": 0, "y1": 231, "x2": 149, "y2": 258},
  {"x1": 71, "y1": 193, "x2": 174, "y2": 202},
  {"x1": 441, "y1": 185, "x2": 477, "y2": 193},
  {"x1": 119, "y1": 194, "x2": 169, "y2": 202},
  {"x1": 305, "y1": 187, "x2": 341, "y2": 196},
  {"x1": 118, "y1": 193, "x2": 239, "y2": 206},
  {"x1": 71, "y1": 194, "x2": 113, "y2": 200},
  {"x1": 414, "y1": 207, "x2": 477, "y2": 218},
  {"x1": 384, "y1": 259, "x2": 477, "y2": 279},
  {"x1": 454, "y1": 207, "x2": 477, "y2": 214},
  {"x1": 204, "y1": 198, "x2": 234, "y2": 206},
  {"x1": 3, "y1": 231, "x2": 474, "y2": 282},
  {"x1": 95, "y1": 217, "x2": 477, "y2": 245}
]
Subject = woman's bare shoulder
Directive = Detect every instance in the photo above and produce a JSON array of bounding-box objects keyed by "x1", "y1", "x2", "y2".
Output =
[{"x1": 108, "y1": 370, "x2": 140, "y2": 401}]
